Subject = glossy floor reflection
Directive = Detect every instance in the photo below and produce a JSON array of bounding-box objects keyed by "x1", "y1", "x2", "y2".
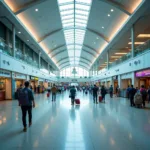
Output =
[{"x1": 0, "y1": 91, "x2": 150, "y2": 150}]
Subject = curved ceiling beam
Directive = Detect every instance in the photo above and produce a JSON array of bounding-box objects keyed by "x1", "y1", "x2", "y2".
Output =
[
  {"x1": 83, "y1": 44, "x2": 98, "y2": 54},
  {"x1": 98, "y1": 0, "x2": 132, "y2": 16},
  {"x1": 14, "y1": 0, "x2": 48, "y2": 15},
  {"x1": 60, "y1": 64, "x2": 89, "y2": 71},
  {"x1": 57, "y1": 56, "x2": 92, "y2": 64},
  {"x1": 87, "y1": 28, "x2": 109, "y2": 43},
  {"x1": 51, "y1": 49, "x2": 66, "y2": 58},
  {"x1": 59, "y1": 60, "x2": 90, "y2": 67},
  {"x1": 48, "y1": 44, "x2": 66, "y2": 54},
  {"x1": 65, "y1": 27, "x2": 109, "y2": 42},
  {"x1": 38, "y1": 28, "x2": 62, "y2": 43}
]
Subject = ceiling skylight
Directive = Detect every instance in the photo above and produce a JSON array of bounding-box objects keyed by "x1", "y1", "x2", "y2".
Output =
[{"x1": 58, "y1": 0, "x2": 92, "y2": 66}]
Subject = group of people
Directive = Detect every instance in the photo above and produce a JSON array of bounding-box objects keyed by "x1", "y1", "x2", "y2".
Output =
[{"x1": 127, "y1": 85, "x2": 150, "y2": 108}]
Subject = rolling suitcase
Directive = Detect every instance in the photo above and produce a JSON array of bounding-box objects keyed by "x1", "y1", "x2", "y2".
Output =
[
  {"x1": 47, "y1": 92, "x2": 50, "y2": 97},
  {"x1": 99, "y1": 96, "x2": 102, "y2": 102},
  {"x1": 75, "y1": 99, "x2": 80, "y2": 105}
]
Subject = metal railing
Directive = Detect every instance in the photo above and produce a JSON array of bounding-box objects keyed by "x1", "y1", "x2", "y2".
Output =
[{"x1": 135, "y1": 39, "x2": 150, "y2": 56}]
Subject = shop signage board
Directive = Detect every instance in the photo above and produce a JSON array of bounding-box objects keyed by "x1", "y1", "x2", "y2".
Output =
[
  {"x1": 136, "y1": 69, "x2": 150, "y2": 77},
  {"x1": 30, "y1": 76, "x2": 39, "y2": 80},
  {"x1": 14, "y1": 73, "x2": 26, "y2": 79},
  {"x1": 0, "y1": 70, "x2": 11, "y2": 77}
]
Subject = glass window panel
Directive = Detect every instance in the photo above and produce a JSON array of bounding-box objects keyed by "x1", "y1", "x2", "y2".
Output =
[
  {"x1": 67, "y1": 45, "x2": 74, "y2": 49},
  {"x1": 60, "y1": 4, "x2": 74, "y2": 10},
  {"x1": 76, "y1": 0, "x2": 92, "y2": 4},
  {"x1": 63, "y1": 23, "x2": 74, "y2": 27},
  {"x1": 75, "y1": 19, "x2": 87, "y2": 24},
  {"x1": 75, "y1": 50, "x2": 81, "y2": 57},
  {"x1": 61, "y1": 10, "x2": 74, "y2": 15},
  {"x1": 58, "y1": 0, "x2": 73, "y2": 4},
  {"x1": 75, "y1": 10, "x2": 89, "y2": 15},
  {"x1": 62, "y1": 19, "x2": 74, "y2": 23},
  {"x1": 76, "y1": 4, "x2": 90, "y2": 10},
  {"x1": 75, "y1": 23, "x2": 86, "y2": 27},
  {"x1": 62, "y1": 15, "x2": 74, "y2": 20}
]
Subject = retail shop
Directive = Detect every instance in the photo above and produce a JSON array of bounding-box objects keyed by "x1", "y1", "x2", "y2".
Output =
[
  {"x1": 120, "y1": 73, "x2": 132, "y2": 89},
  {"x1": 30, "y1": 76, "x2": 39, "y2": 92},
  {"x1": 0, "y1": 70, "x2": 12, "y2": 100},
  {"x1": 135, "y1": 69, "x2": 150, "y2": 89},
  {"x1": 112, "y1": 75, "x2": 118, "y2": 93},
  {"x1": 13, "y1": 73, "x2": 27, "y2": 91},
  {"x1": 44, "y1": 79, "x2": 49, "y2": 89}
]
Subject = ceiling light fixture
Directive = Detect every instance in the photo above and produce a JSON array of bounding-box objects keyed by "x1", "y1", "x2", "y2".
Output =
[
  {"x1": 128, "y1": 42, "x2": 144, "y2": 45},
  {"x1": 102, "y1": 26, "x2": 104, "y2": 29},
  {"x1": 108, "y1": 14, "x2": 110, "y2": 17},
  {"x1": 96, "y1": 37, "x2": 99, "y2": 39},
  {"x1": 18, "y1": 31, "x2": 21, "y2": 34},
  {"x1": 115, "y1": 53, "x2": 127, "y2": 55},
  {"x1": 94, "y1": 42, "x2": 96, "y2": 44},
  {"x1": 111, "y1": 9, "x2": 114, "y2": 12},
  {"x1": 35, "y1": 8, "x2": 38, "y2": 12},
  {"x1": 137, "y1": 34, "x2": 150, "y2": 38},
  {"x1": 27, "y1": 40, "x2": 29, "y2": 42}
]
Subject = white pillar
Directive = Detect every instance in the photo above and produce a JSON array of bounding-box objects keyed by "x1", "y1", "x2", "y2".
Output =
[
  {"x1": 12, "y1": 25, "x2": 16, "y2": 57},
  {"x1": 39, "y1": 52, "x2": 41, "y2": 68},
  {"x1": 131, "y1": 26, "x2": 135, "y2": 58},
  {"x1": 118, "y1": 75, "x2": 122, "y2": 89}
]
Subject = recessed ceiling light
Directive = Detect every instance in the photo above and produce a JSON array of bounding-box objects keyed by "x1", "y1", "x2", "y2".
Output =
[
  {"x1": 27, "y1": 40, "x2": 29, "y2": 42},
  {"x1": 108, "y1": 14, "x2": 110, "y2": 17},
  {"x1": 18, "y1": 31, "x2": 21, "y2": 34},
  {"x1": 94, "y1": 42, "x2": 96, "y2": 44},
  {"x1": 35, "y1": 8, "x2": 38, "y2": 12},
  {"x1": 96, "y1": 37, "x2": 99, "y2": 39},
  {"x1": 102, "y1": 26, "x2": 104, "y2": 29},
  {"x1": 111, "y1": 9, "x2": 114, "y2": 12}
]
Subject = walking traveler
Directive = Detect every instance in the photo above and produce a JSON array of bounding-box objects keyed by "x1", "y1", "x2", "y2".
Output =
[
  {"x1": 92, "y1": 85, "x2": 98, "y2": 103},
  {"x1": 70, "y1": 86, "x2": 76, "y2": 105},
  {"x1": 140, "y1": 85, "x2": 147, "y2": 108},
  {"x1": 109, "y1": 85, "x2": 113, "y2": 98},
  {"x1": 51, "y1": 84, "x2": 57, "y2": 101},
  {"x1": 126, "y1": 85, "x2": 131, "y2": 99},
  {"x1": 101, "y1": 85, "x2": 107, "y2": 103},
  {"x1": 18, "y1": 81, "x2": 35, "y2": 132},
  {"x1": 147, "y1": 86, "x2": 150, "y2": 103},
  {"x1": 129, "y1": 85, "x2": 136, "y2": 107}
]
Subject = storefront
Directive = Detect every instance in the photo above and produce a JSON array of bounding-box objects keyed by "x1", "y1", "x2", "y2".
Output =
[
  {"x1": 30, "y1": 76, "x2": 39, "y2": 93},
  {"x1": 112, "y1": 75, "x2": 118, "y2": 93},
  {"x1": 135, "y1": 69, "x2": 150, "y2": 88},
  {"x1": 12, "y1": 72, "x2": 27, "y2": 92},
  {"x1": 44, "y1": 79, "x2": 48, "y2": 89},
  {"x1": 0, "y1": 70, "x2": 12, "y2": 100},
  {"x1": 120, "y1": 73, "x2": 132, "y2": 89}
]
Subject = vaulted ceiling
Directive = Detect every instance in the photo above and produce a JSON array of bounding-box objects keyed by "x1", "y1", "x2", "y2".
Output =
[{"x1": 3, "y1": 0, "x2": 144, "y2": 70}]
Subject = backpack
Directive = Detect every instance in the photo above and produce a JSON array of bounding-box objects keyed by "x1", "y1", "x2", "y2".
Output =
[
  {"x1": 141, "y1": 90, "x2": 147, "y2": 97},
  {"x1": 18, "y1": 88, "x2": 30, "y2": 106}
]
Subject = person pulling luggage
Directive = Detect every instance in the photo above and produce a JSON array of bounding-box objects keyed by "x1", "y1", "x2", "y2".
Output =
[
  {"x1": 129, "y1": 85, "x2": 136, "y2": 107},
  {"x1": 92, "y1": 85, "x2": 98, "y2": 104},
  {"x1": 140, "y1": 85, "x2": 147, "y2": 108},
  {"x1": 101, "y1": 85, "x2": 107, "y2": 103},
  {"x1": 70, "y1": 86, "x2": 76, "y2": 105}
]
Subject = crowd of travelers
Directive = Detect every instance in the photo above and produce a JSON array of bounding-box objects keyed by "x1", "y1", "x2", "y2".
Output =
[{"x1": 15, "y1": 81, "x2": 150, "y2": 132}]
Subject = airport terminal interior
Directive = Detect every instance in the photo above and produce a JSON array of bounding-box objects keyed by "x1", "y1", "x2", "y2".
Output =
[{"x1": 0, "y1": 0, "x2": 150, "y2": 149}]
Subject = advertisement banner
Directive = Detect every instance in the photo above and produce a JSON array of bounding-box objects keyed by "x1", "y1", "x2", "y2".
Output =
[{"x1": 136, "y1": 69, "x2": 150, "y2": 77}]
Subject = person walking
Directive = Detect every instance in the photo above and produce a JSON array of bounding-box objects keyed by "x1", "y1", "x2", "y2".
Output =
[
  {"x1": 126, "y1": 85, "x2": 131, "y2": 99},
  {"x1": 128, "y1": 85, "x2": 136, "y2": 107},
  {"x1": 18, "y1": 81, "x2": 35, "y2": 132},
  {"x1": 51, "y1": 84, "x2": 57, "y2": 102},
  {"x1": 70, "y1": 86, "x2": 76, "y2": 105},
  {"x1": 140, "y1": 85, "x2": 147, "y2": 108},
  {"x1": 101, "y1": 85, "x2": 107, "y2": 103},
  {"x1": 92, "y1": 85, "x2": 98, "y2": 103},
  {"x1": 109, "y1": 85, "x2": 113, "y2": 98},
  {"x1": 147, "y1": 86, "x2": 150, "y2": 103}
]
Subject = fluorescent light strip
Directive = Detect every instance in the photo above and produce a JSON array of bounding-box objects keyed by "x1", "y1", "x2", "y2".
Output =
[{"x1": 58, "y1": 0, "x2": 92, "y2": 66}]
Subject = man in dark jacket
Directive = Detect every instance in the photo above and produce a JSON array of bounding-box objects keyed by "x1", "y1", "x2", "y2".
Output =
[
  {"x1": 70, "y1": 86, "x2": 76, "y2": 105},
  {"x1": 129, "y1": 85, "x2": 136, "y2": 107},
  {"x1": 101, "y1": 85, "x2": 107, "y2": 103},
  {"x1": 92, "y1": 85, "x2": 98, "y2": 103},
  {"x1": 109, "y1": 85, "x2": 113, "y2": 98}
]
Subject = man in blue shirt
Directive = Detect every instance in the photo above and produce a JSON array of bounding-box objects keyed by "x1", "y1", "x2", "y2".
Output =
[{"x1": 18, "y1": 81, "x2": 35, "y2": 132}]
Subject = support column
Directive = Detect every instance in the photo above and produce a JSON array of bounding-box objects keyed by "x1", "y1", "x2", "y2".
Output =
[
  {"x1": 12, "y1": 25, "x2": 16, "y2": 57},
  {"x1": 118, "y1": 75, "x2": 122, "y2": 89},
  {"x1": 48, "y1": 63, "x2": 50, "y2": 74},
  {"x1": 131, "y1": 72, "x2": 138, "y2": 87},
  {"x1": 39, "y1": 52, "x2": 41, "y2": 69},
  {"x1": 107, "y1": 51, "x2": 109, "y2": 70},
  {"x1": 131, "y1": 25, "x2": 135, "y2": 58},
  {"x1": 23, "y1": 43, "x2": 25, "y2": 60}
]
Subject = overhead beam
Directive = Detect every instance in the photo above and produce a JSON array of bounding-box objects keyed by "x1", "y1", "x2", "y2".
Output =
[
  {"x1": 49, "y1": 44, "x2": 66, "y2": 54},
  {"x1": 14, "y1": 0, "x2": 48, "y2": 15},
  {"x1": 38, "y1": 28, "x2": 62, "y2": 43},
  {"x1": 83, "y1": 44, "x2": 98, "y2": 54},
  {"x1": 59, "y1": 60, "x2": 90, "y2": 67},
  {"x1": 60, "y1": 64, "x2": 89, "y2": 71},
  {"x1": 87, "y1": 28, "x2": 109, "y2": 43},
  {"x1": 57, "y1": 56, "x2": 92, "y2": 64},
  {"x1": 99, "y1": 0, "x2": 132, "y2": 15},
  {"x1": 51, "y1": 49, "x2": 67, "y2": 58}
]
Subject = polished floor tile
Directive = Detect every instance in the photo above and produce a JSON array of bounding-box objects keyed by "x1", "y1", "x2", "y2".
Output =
[{"x1": 0, "y1": 91, "x2": 150, "y2": 150}]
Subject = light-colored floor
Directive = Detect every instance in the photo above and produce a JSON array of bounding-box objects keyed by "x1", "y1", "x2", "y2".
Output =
[{"x1": 0, "y1": 91, "x2": 150, "y2": 150}]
